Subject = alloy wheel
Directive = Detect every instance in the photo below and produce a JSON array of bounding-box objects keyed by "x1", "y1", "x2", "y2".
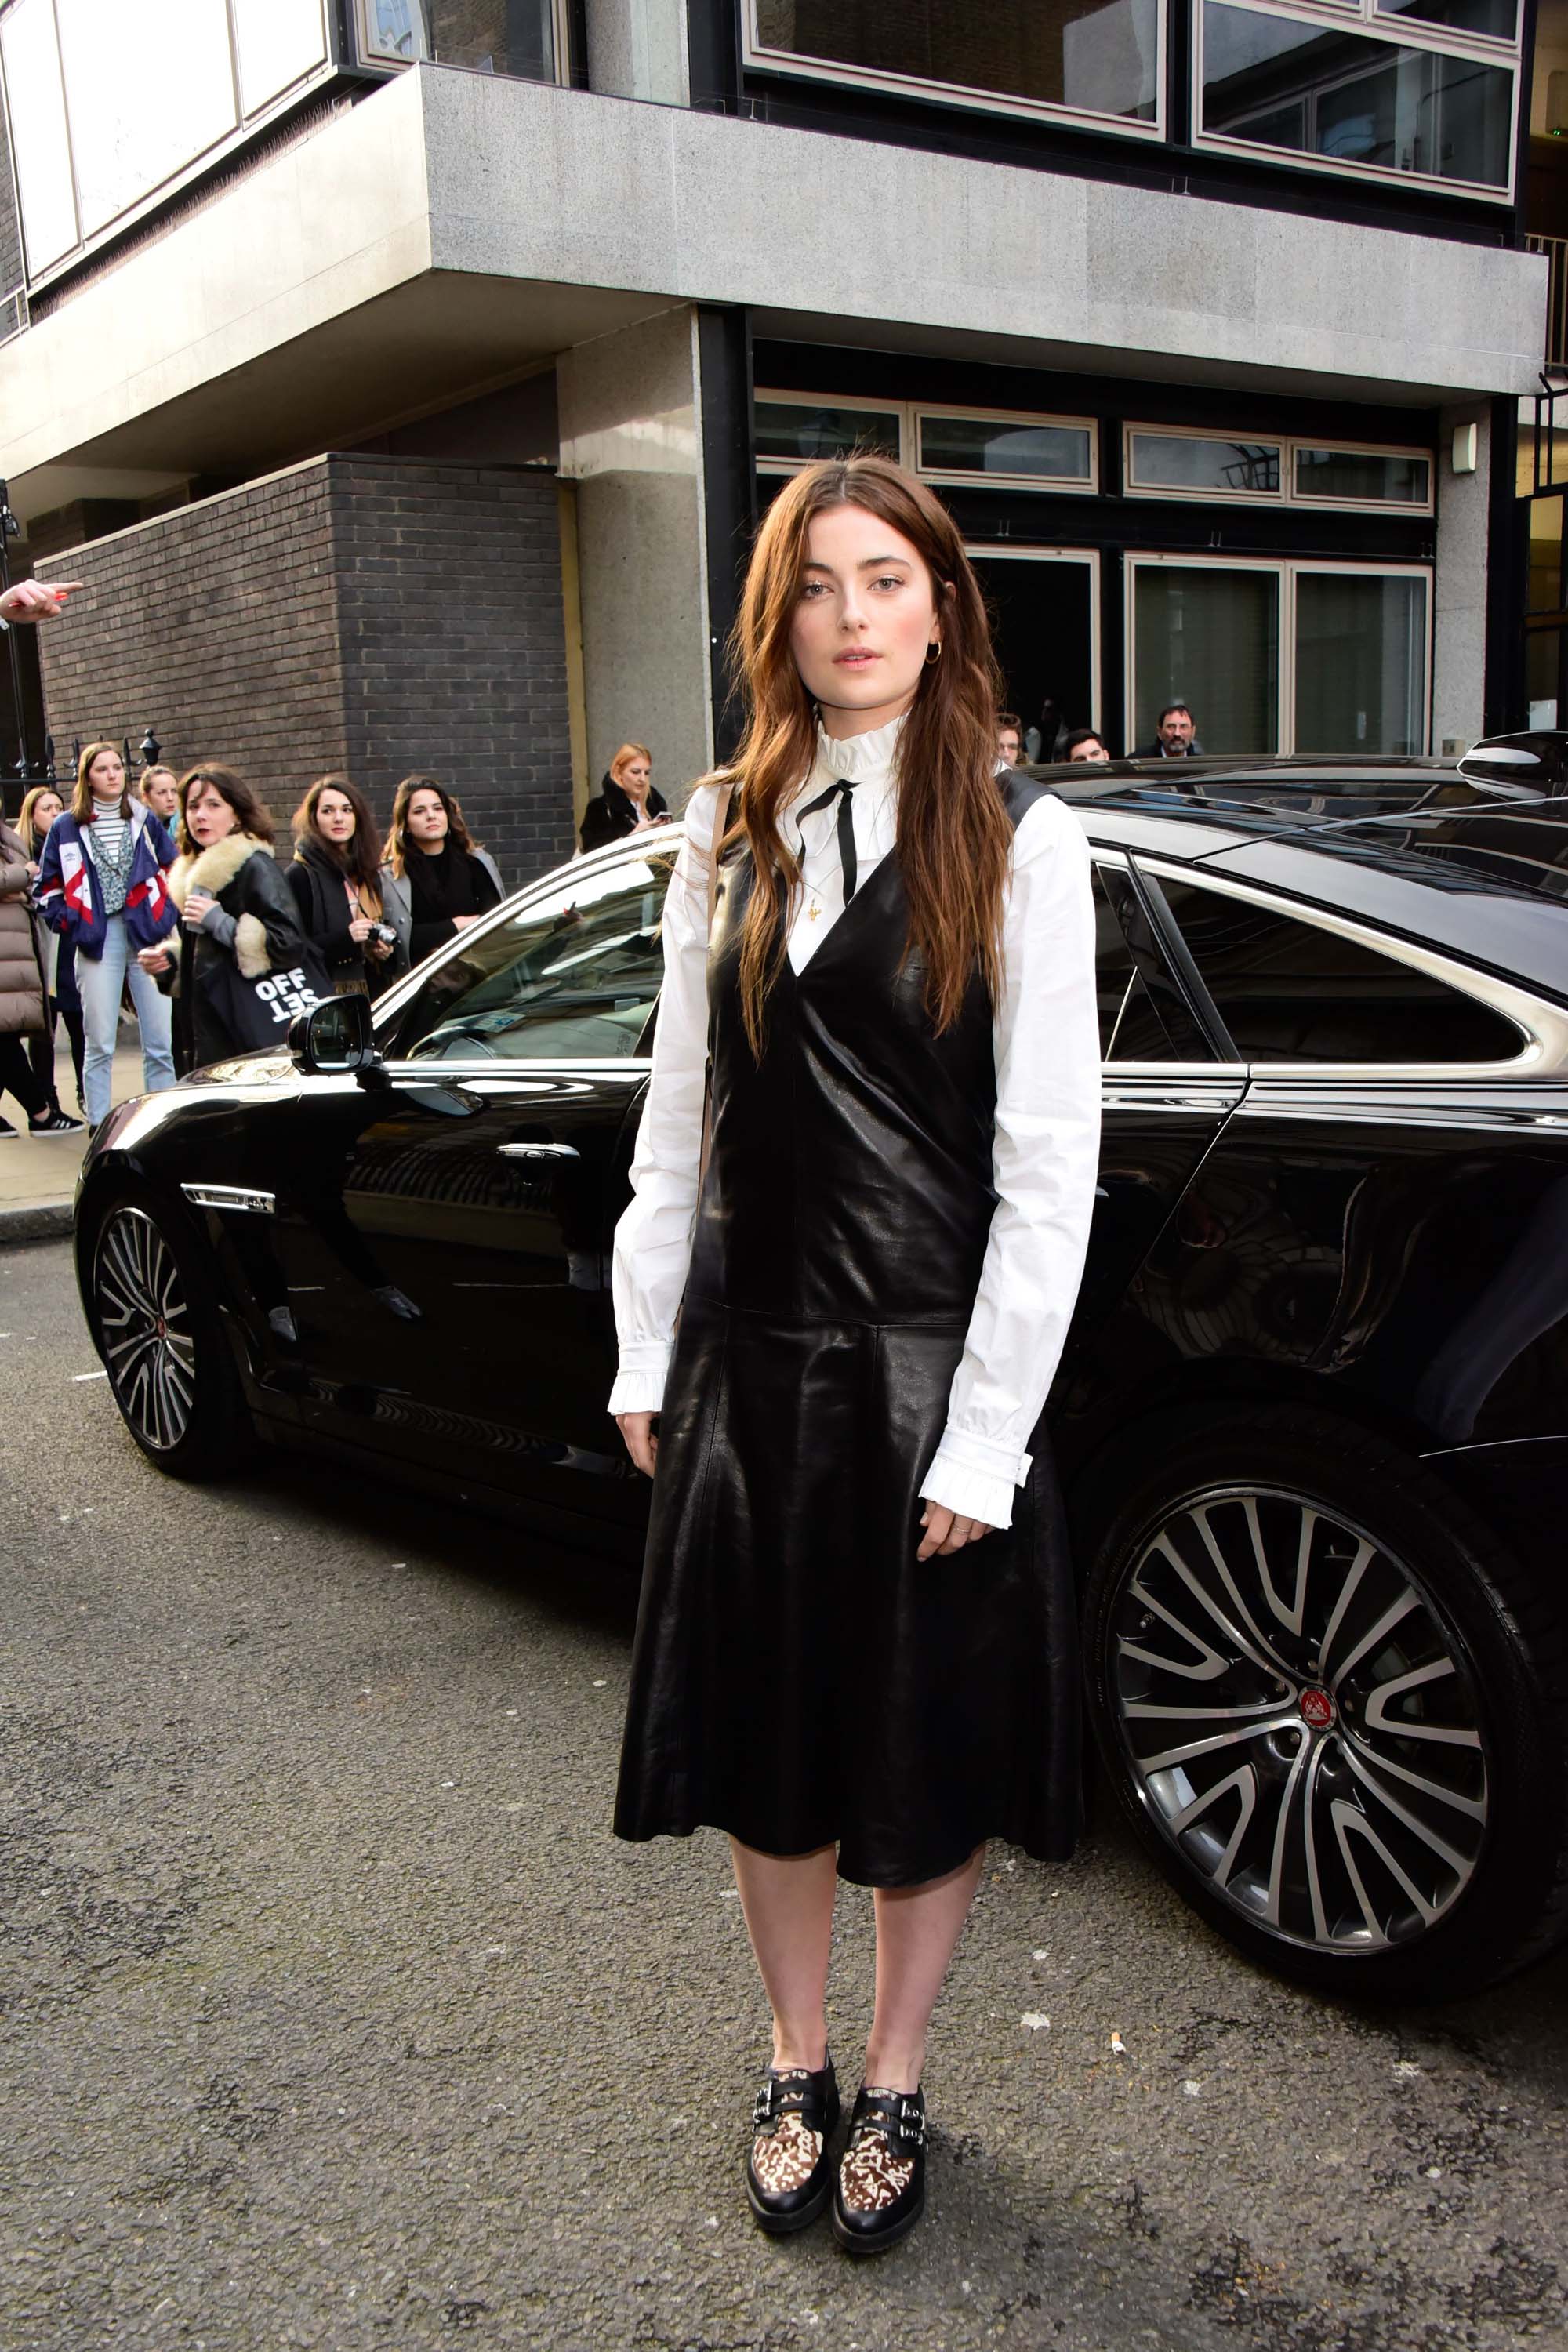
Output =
[
  {"x1": 1107, "y1": 1486, "x2": 1490, "y2": 1957},
  {"x1": 94, "y1": 1207, "x2": 198, "y2": 1454}
]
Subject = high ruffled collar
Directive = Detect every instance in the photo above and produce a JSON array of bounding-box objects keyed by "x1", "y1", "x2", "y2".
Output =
[{"x1": 813, "y1": 710, "x2": 906, "y2": 786}]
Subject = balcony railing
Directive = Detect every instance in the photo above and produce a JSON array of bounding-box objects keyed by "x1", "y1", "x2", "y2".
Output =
[{"x1": 1526, "y1": 234, "x2": 1568, "y2": 369}]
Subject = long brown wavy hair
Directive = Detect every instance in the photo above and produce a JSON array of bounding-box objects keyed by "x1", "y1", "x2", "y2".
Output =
[
  {"x1": 385, "y1": 774, "x2": 478, "y2": 879},
  {"x1": 725, "y1": 456, "x2": 1008, "y2": 1058},
  {"x1": 292, "y1": 773, "x2": 383, "y2": 909}
]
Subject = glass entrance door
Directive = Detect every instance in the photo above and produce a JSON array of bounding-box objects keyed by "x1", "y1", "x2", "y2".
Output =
[{"x1": 969, "y1": 548, "x2": 1098, "y2": 759}]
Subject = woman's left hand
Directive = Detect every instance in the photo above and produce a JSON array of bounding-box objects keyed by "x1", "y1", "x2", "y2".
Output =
[
  {"x1": 367, "y1": 931, "x2": 393, "y2": 960},
  {"x1": 916, "y1": 1504, "x2": 996, "y2": 1561}
]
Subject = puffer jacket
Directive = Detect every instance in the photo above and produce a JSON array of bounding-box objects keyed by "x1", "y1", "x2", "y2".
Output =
[{"x1": 0, "y1": 821, "x2": 45, "y2": 1036}]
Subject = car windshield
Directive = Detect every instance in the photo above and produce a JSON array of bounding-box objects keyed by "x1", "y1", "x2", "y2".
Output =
[{"x1": 397, "y1": 848, "x2": 679, "y2": 1062}]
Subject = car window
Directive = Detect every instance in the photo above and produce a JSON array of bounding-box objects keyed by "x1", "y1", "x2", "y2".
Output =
[
  {"x1": 1092, "y1": 863, "x2": 1189, "y2": 1062},
  {"x1": 394, "y1": 848, "x2": 678, "y2": 1063},
  {"x1": 1152, "y1": 874, "x2": 1526, "y2": 1065}
]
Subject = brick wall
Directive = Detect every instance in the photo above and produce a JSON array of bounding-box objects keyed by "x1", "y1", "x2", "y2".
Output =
[
  {"x1": 35, "y1": 460, "x2": 346, "y2": 829},
  {"x1": 37, "y1": 455, "x2": 575, "y2": 888},
  {"x1": 329, "y1": 457, "x2": 575, "y2": 882}
]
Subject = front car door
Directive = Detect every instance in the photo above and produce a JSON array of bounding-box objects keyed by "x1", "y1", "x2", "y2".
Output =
[{"x1": 267, "y1": 839, "x2": 680, "y2": 1532}]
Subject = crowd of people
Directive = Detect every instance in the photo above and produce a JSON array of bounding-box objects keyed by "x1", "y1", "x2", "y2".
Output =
[{"x1": 0, "y1": 729, "x2": 505, "y2": 1138}]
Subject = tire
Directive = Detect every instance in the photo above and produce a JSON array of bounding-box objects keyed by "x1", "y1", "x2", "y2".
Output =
[
  {"x1": 85, "y1": 1187, "x2": 256, "y2": 1480},
  {"x1": 1078, "y1": 1406, "x2": 1568, "y2": 2000}
]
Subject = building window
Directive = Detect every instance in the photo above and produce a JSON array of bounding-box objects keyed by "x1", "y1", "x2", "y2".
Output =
[
  {"x1": 1374, "y1": 0, "x2": 1518, "y2": 38},
  {"x1": 1134, "y1": 562, "x2": 1283, "y2": 753},
  {"x1": 970, "y1": 546, "x2": 1102, "y2": 754},
  {"x1": 1128, "y1": 556, "x2": 1430, "y2": 754},
  {"x1": 757, "y1": 394, "x2": 1098, "y2": 491},
  {"x1": 0, "y1": 0, "x2": 333, "y2": 286},
  {"x1": 1126, "y1": 424, "x2": 1434, "y2": 511},
  {"x1": 1196, "y1": 0, "x2": 1517, "y2": 198},
  {"x1": 1294, "y1": 568, "x2": 1428, "y2": 753},
  {"x1": 919, "y1": 410, "x2": 1097, "y2": 489},
  {"x1": 358, "y1": 0, "x2": 566, "y2": 82},
  {"x1": 1127, "y1": 430, "x2": 1283, "y2": 498},
  {"x1": 1293, "y1": 445, "x2": 1432, "y2": 505},
  {"x1": 746, "y1": 0, "x2": 1165, "y2": 139},
  {"x1": 754, "y1": 396, "x2": 905, "y2": 467}
]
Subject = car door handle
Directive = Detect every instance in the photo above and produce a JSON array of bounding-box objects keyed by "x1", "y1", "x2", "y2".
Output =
[{"x1": 496, "y1": 1142, "x2": 580, "y2": 1162}]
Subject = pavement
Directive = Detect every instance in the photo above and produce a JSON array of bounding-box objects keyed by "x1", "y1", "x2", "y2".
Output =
[
  {"x1": 0, "y1": 1036, "x2": 152, "y2": 1238},
  {"x1": 3, "y1": 1236, "x2": 1568, "y2": 2352}
]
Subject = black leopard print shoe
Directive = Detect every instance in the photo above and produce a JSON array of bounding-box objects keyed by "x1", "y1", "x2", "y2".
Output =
[
  {"x1": 744, "y1": 2056, "x2": 840, "y2": 2234},
  {"x1": 830, "y1": 2084, "x2": 927, "y2": 2256}
]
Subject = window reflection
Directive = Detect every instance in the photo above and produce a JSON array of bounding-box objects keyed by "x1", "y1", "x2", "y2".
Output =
[
  {"x1": 1130, "y1": 432, "x2": 1281, "y2": 495},
  {"x1": 1294, "y1": 448, "x2": 1431, "y2": 505},
  {"x1": 1202, "y1": 2, "x2": 1513, "y2": 190},
  {"x1": 755, "y1": 401, "x2": 902, "y2": 465},
  {"x1": 1374, "y1": 0, "x2": 1518, "y2": 39},
  {"x1": 362, "y1": 0, "x2": 558, "y2": 80},
  {"x1": 397, "y1": 855, "x2": 676, "y2": 1064},
  {"x1": 752, "y1": 0, "x2": 1160, "y2": 125}
]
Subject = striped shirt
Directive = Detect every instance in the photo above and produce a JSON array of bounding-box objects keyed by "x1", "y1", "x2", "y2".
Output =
[{"x1": 82, "y1": 806, "x2": 135, "y2": 916}]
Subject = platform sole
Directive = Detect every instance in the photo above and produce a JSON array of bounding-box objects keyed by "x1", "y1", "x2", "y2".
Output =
[
  {"x1": 830, "y1": 2180, "x2": 926, "y2": 2256},
  {"x1": 746, "y1": 2170, "x2": 833, "y2": 2236}
]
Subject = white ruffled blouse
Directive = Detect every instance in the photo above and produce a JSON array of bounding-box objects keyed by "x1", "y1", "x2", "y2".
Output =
[{"x1": 607, "y1": 713, "x2": 1102, "y2": 1530}]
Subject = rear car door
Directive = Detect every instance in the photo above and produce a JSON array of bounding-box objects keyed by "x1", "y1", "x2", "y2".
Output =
[{"x1": 1051, "y1": 850, "x2": 1249, "y2": 1463}]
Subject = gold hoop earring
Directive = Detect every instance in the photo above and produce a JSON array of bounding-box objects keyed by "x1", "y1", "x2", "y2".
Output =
[{"x1": 925, "y1": 641, "x2": 942, "y2": 665}]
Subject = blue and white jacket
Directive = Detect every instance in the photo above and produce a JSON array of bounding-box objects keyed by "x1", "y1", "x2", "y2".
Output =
[{"x1": 35, "y1": 805, "x2": 178, "y2": 960}]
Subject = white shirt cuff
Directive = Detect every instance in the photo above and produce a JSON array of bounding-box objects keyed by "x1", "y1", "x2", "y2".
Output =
[
  {"x1": 920, "y1": 1431, "x2": 1033, "y2": 1533},
  {"x1": 608, "y1": 1342, "x2": 672, "y2": 1417}
]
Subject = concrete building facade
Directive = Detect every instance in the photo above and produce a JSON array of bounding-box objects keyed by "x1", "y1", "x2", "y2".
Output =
[{"x1": 0, "y1": 0, "x2": 1551, "y2": 877}]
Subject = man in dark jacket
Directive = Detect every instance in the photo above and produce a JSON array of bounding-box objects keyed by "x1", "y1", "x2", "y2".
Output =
[{"x1": 1141, "y1": 702, "x2": 1204, "y2": 757}]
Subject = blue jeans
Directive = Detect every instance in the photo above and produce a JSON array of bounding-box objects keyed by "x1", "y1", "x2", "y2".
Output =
[{"x1": 77, "y1": 913, "x2": 175, "y2": 1125}]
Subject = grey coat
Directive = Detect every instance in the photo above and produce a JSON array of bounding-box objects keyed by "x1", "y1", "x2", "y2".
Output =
[
  {"x1": 379, "y1": 847, "x2": 506, "y2": 968},
  {"x1": 0, "y1": 822, "x2": 45, "y2": 1036}
]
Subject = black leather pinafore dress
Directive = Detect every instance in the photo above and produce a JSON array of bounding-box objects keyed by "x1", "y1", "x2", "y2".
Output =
[{"x1": 612, "y1": 775, "x2": 1082, "y2": 1887}]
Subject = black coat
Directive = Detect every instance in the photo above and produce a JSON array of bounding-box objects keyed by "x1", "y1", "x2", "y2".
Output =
[
  {"x1": 579, "y1": 775, "x2": 670, "y2": 854},
  {"x1": 286, "y1": 837, "x2": 403, "y2": 995},
  {"x1": 165, "y1": 835, "x2": 327, "y2": 1069}
]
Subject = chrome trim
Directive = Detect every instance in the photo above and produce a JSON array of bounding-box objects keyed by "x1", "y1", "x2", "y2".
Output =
[
  {"x1": 180, "y1": 1182, "x2": 277, "y2": 1216},
  {"x1": 496, "y1": 1142, "x2": 580, "y2": 1161},
  {"x1": 1136, "y1": 856, "x2": 1568, "y2": 1080}
]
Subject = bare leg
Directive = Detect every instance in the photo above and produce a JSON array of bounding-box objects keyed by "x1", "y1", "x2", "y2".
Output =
[
  {"x1": 729, "y1": 1838, "x2": 838, "y2": 2071},
  {"x1": 863, "y1": 1845, "x2": 986, "y2": 2092}
]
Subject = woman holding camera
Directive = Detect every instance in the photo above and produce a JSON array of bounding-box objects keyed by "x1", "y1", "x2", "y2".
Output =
[{"x1": 286, "y1": 775, "x2": 405, "y2": 998}]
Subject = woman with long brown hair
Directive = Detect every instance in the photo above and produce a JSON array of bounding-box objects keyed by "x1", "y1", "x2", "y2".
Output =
[
  {"x1": 34, "y1": 742, "x2": 176, "y2": 1124},
  {"x1": 380, "y1": 775, "x2": 503, "y2": 968},
  {"x1": 286, "y1": 775, "x2": 401, "y2": 997},
  {"x1": 609, "y1": 456, "x2": 1101, "y2": 2253}
]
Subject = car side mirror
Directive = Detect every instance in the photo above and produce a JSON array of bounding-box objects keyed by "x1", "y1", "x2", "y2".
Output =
[{"x1": 289, "y1": 993, "x2": 378, "y2": 1074}]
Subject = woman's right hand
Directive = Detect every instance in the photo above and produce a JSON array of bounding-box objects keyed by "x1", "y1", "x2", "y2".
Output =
[
  {"x1": 137, "y1": 945, "x2": 172, "y2": 974},
  {"x1": 348, "y1": 914, "x2": 374, "y2": 943},
  {"x1": 615, "y1": 1411, "x2": 658, "y2": 1477}
]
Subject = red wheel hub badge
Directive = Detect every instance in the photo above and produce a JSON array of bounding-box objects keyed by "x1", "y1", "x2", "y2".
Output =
[
  {"x1": 154, "y1": 1316, "x2": 166, "y2": 1338},
  {"x1": 1300, "y1": 1687, "x2": 1334, "y2": 1729}
]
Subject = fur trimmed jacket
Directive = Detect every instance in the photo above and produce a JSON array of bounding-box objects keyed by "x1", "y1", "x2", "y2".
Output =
[
  {"x1": 164, "y1": 833, "x2": 320, "y2": 1069},
  {"x1": 0, "y1": 820, "x2": 45, "y2": 1037}
]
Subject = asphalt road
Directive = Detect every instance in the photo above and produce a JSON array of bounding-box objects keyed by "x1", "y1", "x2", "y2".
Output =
[{"x1": 4, "y1": 1236, "x2": 1567, "y2": 2352}]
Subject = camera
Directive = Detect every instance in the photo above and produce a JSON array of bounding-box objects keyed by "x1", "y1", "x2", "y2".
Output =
[{"x1": 368, "y1": 920, "x2": 397, "y2": 949}]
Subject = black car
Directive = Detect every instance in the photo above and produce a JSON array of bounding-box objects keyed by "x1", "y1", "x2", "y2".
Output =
[{"x1": 74, "y1": 761, "x2": 1568, "y2": 2002}]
